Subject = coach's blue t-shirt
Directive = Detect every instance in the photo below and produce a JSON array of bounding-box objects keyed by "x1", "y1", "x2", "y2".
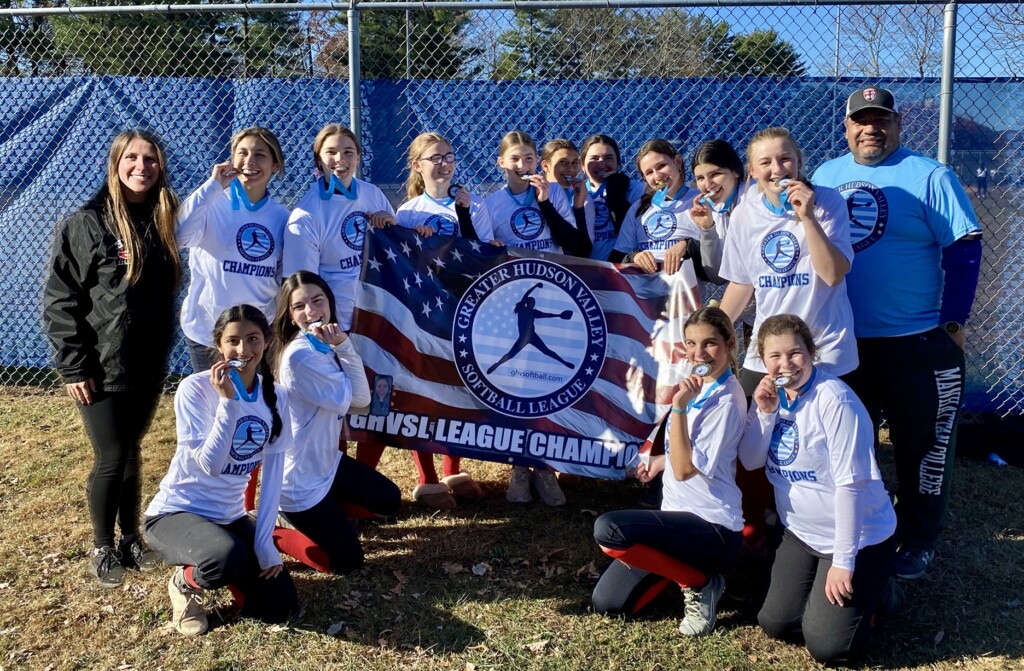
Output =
[{"x1": 813, "y1": 147, "x2": 980, "y2": 338}]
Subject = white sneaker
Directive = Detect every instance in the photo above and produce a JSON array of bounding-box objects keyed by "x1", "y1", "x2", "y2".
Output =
[
  {"x1": 532, "y1": 469, "x2": 566, "y2": 507},
  {"x1": 506, "y1": 466, "x2": 533, "y2": 503},
  {"x1": 168, "y1": 567, "x2": 208, "y2": 636},
  {"x1": 679, "y1": 573, "x2": 724, "y2": 636}
]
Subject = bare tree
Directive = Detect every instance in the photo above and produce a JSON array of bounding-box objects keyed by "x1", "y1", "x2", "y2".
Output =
[{"x1": 897, "y1": 5, "x2": 942, "y2": 78}]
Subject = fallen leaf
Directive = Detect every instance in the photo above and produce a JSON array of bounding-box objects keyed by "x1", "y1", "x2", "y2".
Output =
[
  {"x1": 327, "y1": 621, "x2": 345, "y2": 636},
  {"x1": 344, "y1": 628, "x2": 359, "y2": 640},
  {"x1": 101, "y1": 605, "x2": 114, "y2": 614},
  {"x1": 472, "y1": 563, "x2": 490, "y2": 576},
  {"x1": 934, "y1": 629, "x2": 945, "y2": 646},
  {"x1": 390, "y1": 583, "x2": 405, "y2": 595},
  {"x1": 580, "y1": 509, "x2": 598, "y2": 516},
  {"x1": 524, "y1": 639, "x2": 549, "y2": 654},
  {"x1": 1007, "y1": 598, "x2": 1022, "y2": 609},
  {"x1": 576, "y1": 561, "x2": 601, "y2": 580},
  {"x1": 393, "y1": 569, "x2": 408, "y2": 584},
  {"x1": 465, "y1": 664, "x2": 478, "y2": 671},
  {"x1": 268, "y1": 624, "x2": 289, "y2": 633},
  {"x1": 443, "y1": 562, "x2": 465, "y2": 575}
]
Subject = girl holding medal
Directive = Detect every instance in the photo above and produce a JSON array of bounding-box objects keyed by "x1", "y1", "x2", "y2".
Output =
[
  {"x1": 178, "y1": 127, "x2": 289, "y2": 372},
  {"x1": 580, "y1": 134, "x2": 647, "y2": 261},
  {"x1": 44, "y1": 130, "x2": 180, "y2": 587},
  {"x1": 282, "y1": 124, "x2": 397, "y2": 499},
  {"x1": 740, "y1": 314, "x2": 896, "y2": 666},
  {"x1": 718, "y1": 127, "x2": 858, "y2": 394},
  {"x1": 395, "y1": 133, "x2": 493, "y2": 509},
  {"x1": 274, "y1": 272, "x2": 401, "y2": 572},
  {"x1": 610, "y1": 139, "x2": 702, "y2": 274},
  {"x1": 591, "y1": 307, "x2": 746, "y2": 636},
  {"x1": 397, "y1": 132, "x2": 496, "y2": 243},
  {"x1": 540, "y1": 138, "x2": 594, "y2": 245},
  {"x1": 687, "y1": 139, "x2": 749, "y2": 283},
  {"x1": 144, "y1": 305, "x2": 298, "y2": 636},
  {"x1": 282, "y1": 123, "x2": 396, "y2": 331},
  {"x1": 484, "y1": 130, "x2": 591, "y2": 258}
]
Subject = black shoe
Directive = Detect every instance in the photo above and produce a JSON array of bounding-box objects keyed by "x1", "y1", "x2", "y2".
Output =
[
  {"x1": 88, "y1": 546, "x2": 127, "y2": 588},
  {"x1": 118, "y1": 535, "x2": 162, "y2": 572}
]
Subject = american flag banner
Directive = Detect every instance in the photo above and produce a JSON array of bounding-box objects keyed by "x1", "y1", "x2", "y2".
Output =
[{"x1": 343, "y1": 226, "x2": 701, "y2": 479}]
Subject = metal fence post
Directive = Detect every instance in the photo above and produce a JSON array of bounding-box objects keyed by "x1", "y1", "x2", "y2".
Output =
[
  {"x1": 937, "y1": 0, "x2": 958, "y2": 165},
  {"x1": 348, "y1": 0, "x2": 362, "y2": 177}
]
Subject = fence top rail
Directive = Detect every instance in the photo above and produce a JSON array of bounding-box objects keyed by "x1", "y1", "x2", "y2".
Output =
[{"x1": 0, "y1": 0, "x2": 1008, "y2": 17}]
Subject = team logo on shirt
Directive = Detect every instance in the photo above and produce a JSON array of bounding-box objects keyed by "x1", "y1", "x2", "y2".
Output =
[
  {"x1": 760, "y1": 230, "x2": 800, "y2": 274},
  {"x1": 510, "y1": 207, "x2": 544, "y2": 241},
  {"x1": 642, "y1": 211, "x2": 677, "y2": 242},
  {"x1": 115, "y1": 239, "x2": 128, "y2": 265},
  {"x1": 453, "y1": 259, "x2": 606, "y2": 418},
  {"x1": 425, "y1": 214, "x2": 457, "y2": 237},
  {"x1": 837, "y1": 181, "x2": 888, "y2": 252},
  {"x1": 768, "y1": 418, "x2": 799, "y2": 466},
  {"x1": 236, "y1": 223, "x2": 275, "y2": 262},
  {"x1": 230, "y1": 415, "x2": 269, "y2": 461},
  {"x1": 341, "y1": 211, "x2": 370, "y2": 250}
]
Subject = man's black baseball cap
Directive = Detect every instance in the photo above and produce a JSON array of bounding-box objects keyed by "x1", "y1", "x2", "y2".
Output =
[{"x1": 846, "y1": 86, "x2": 898, "y2": 117}]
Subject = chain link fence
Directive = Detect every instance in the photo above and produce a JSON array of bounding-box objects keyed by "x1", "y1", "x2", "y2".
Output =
[{"x1": 1, "y1": 0, "x2": 1020, "y2": 418}]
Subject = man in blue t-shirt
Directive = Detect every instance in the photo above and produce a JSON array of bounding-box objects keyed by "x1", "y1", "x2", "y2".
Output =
[{"x1": 813, "y1": 86, "x2": 982, "y2": 580}]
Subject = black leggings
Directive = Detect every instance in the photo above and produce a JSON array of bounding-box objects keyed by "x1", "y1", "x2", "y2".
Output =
[
  {"x1": 78, "y1": 386, "x2": 162, "y2": 548},
  {"x1": 144, "y1": 512, "x2": 298, "y2": 623},
  {"x1": 592, "y1": 509, "x2": 742, "y2": 615},
  {"x1": 758, "y1": 528, "x2": 896, "y2": 666},
  {"x1": 280, "y1": 454, "x2": 401, "y2": 574}
]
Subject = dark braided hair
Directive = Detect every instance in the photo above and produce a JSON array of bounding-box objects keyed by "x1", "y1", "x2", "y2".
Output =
[{"x1": 211, "y1": 304, "x2": 283, "y2": 443}]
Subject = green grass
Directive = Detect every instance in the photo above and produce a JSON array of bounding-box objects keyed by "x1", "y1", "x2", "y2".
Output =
[{"x1": 0, "y1": 388, "x2": 1022, "y2": 670}]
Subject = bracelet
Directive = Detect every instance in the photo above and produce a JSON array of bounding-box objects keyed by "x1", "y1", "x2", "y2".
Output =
[{"x1": 670, "y1": 407, "x2": 686, "y2": 415}]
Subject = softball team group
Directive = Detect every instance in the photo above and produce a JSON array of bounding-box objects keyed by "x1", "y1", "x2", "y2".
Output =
[{"x1": 43, "y1": 85, "x2": 981, "y2": 666}]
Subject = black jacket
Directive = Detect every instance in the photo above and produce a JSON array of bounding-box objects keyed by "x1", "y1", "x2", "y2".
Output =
[{"x1": 43, "y1": 190, "x2": 177, "y2": 391}]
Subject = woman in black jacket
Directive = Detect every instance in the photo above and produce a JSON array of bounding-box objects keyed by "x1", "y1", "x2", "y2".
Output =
[{"x1": 44, "y1": 130, "x2": 181, "y2": 587}]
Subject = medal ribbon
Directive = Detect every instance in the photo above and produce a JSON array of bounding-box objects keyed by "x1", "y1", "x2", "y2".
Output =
[
  {"x1": 229, "y1": 178, "x2": 269, "y2": 212},
  {"x1": 228, "y1": 367, "x2": 259, "y2": 402},
  {"x1": 779, "y1": 367, "x2": 818, "y2": 412},
  {"x1": 687, "y1": 366, "x2": 733, "y2": 411},
  {"x1": 318, "y1": 174, "x2": 358, "y2": 201}
]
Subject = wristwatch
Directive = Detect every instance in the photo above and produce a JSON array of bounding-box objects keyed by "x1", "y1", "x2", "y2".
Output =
[{"x1": 944, "y1": 321, "x2": 963, "y2": 335}]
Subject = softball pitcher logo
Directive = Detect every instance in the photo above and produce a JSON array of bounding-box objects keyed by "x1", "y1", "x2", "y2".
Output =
[
  {"x1": 453, "y1": 259, "x2": 607, "y2": 418},
  {"x1": 510, "y1": 207, "x2": 544, "y2": 241},
  {"x1": 642, "y1": 211, "x2": 677, "y2": 242},
  {"x1": 837, "y1": 181, "x2": 888, "y2": 252},
  {"x1": 425, "y1": 214, "x2": 457, "y2": 237},
  {"x1": 760, "y1": 230, "x2": 800, "y2": 274},
  {"x1": 341, "y1": 211, "x2": 369, "y2": 250},
  {"x1": 769, "y1": 418, "x2": 799, "y2": 467},
  {"x1": 236, "y1": 223, "x2": 275, "y2": 262},
  {"x1": 229, "y1": 415, "x2": 269, "y2": 461}
]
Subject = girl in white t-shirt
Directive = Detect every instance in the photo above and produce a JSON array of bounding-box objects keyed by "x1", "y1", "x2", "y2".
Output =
[
  {"x1": 718, "y1": 127, "x2": 858, "y2": 393},
  {"x1": 592, "y1": 307, "x2": 746, "y2": 637},
  {"x1": 688, "y1": 139, "x2": 750, "y2": 284},
  {"x1": 144, "y1": 305, "x2": 298, "y2": 636},
  {"x1": 178, "y1": 127, "x2": 289, "y2": 372},
  {"x1": 484, "y1": 130, "x2": 590, "y2": 259},
  {"x1": 274, "y1": 271, "x2": 401, "y2": 572},
  {"x1": 740, "y1": 314, "x2": 896, "y2": 666},
  {"x1": 282, "y1": 124, "x2": 397, "y2": 332},
  {"x1": 610, "y1": 138, "x2": 701, "y2": 275},
  {"x1": 580, "y1": 134, "x2": 646, "y2": 261},
  {"x1": 282, "y1": 124, "x2": 397, "y2": 492},
  {"x1": 540, "y1": 138, "x2": 593, "y2": 246},
  {"x1": 393, "y1": 132, "x2": 494, "y2": 510}
]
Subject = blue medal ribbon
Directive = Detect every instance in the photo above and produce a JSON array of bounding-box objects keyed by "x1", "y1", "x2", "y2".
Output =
[
  {"x1": 779, "y1": 368, "x2": 818, "y2": 412},
  {"x1": 424, "y1": 192, "x2": 455, "y2": 209},
  {"x1": 318, "y1": 174, "x2": 358, "y2": 201},
  {"x1": 651, "y1": 184, "x2": 670, "y2": 208},
  {"x1": 687, "y1": 366, "x2": 733, "y2": 411},
  {"x1": 304, "y1": 331, "x2": 333, "y2": 353},
  {"x1": 762, "y1": 189, "x2": 793, "y2": 216},
  {"x1": 701, "y1": 188, "x2": 737, "y2": 214},
  {"x1": 228, "y1": 367, "x2": 259, "y2": 402},
  {"x1": 229, "y1": 178, "x2": 269, "y2": 212}
]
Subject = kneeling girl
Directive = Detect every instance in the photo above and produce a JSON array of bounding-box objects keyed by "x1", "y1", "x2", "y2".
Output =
[
  {"x1": 144, "y1": 305, "x2": 297, "y2": 636},
  {"x1": 592, "y1": 307, "x2": 746, "y2": 636}
]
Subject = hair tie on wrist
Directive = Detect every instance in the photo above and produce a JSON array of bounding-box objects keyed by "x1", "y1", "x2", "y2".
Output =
[{"x1": 670, "y1": 407, "x2": 686, "y2": 415}]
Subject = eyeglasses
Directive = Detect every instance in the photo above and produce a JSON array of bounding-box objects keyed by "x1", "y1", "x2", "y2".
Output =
[{"x1": 419, "y1": 152, "x2": 456, "y2": 166}]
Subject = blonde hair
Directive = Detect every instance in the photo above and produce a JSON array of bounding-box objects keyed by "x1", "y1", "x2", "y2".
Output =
[
  {"x1": 312, "y1": 123, "x2": 361, "y2": 174},
  {"x1": 405, "y1": 132, "x2": 450, "y2": 200},
  {"x1": 498, "y1": 130, "x2": 537, "y2": 159},
  {"x1": 103, "y1": 130, "x2": 180, "y2": 285},
  {"x1": 746, "y1": 127, "x2": 803, "y2": 170},
  {"x1": 230, "y1": 126, "x2": 285, "y2": 174}
]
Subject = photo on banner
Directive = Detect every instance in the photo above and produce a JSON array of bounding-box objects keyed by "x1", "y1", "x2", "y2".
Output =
[{"x1": 342, "y1": 226, "x2": 700, "y2": 479}]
